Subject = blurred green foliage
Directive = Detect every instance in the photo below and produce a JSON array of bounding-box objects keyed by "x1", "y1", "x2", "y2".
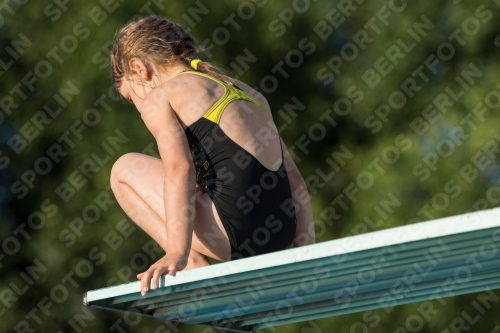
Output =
[{"x1": 1, "y1": 0, "x2": 500, "y2": 332}]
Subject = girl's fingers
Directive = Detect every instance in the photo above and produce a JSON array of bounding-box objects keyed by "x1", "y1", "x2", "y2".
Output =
[
  {"x1": 151, "y1": 269, "x2": 162, "y2": 289},
  {"x1": 140, "y1": 270, "x2": 153, "y2": 296},
  {"x1": 168, "y1": 264, "x2": 177, "y2": 276}
]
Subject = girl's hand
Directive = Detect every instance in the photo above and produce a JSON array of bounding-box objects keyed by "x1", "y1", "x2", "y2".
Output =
[{"x1": 137, "y1": 253, "x2": 188, "y2": 296}]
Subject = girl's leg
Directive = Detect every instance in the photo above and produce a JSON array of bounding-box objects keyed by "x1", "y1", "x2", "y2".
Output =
[{"x1": 109, "y1": 152, "x2": 232, "y2": 270}]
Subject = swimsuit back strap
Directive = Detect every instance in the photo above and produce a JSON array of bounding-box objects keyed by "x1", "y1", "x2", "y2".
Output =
[{"x1": 176, "y1": 71, "x2": 273, "y2": 123}]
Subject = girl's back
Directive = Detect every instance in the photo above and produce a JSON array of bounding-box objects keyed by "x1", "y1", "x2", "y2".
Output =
[{"x1": 166, "y1": 71, "x2": 283, "y2": 172}]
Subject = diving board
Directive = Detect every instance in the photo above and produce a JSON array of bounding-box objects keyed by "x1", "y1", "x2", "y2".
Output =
[{"x1": 83, "y1": 207, "x2": 500, "y2": 332}]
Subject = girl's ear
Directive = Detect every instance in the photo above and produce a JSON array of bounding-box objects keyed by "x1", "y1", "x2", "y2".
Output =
[{"x1": 128, "y1": 57, "x2": 152, "y2": 80}]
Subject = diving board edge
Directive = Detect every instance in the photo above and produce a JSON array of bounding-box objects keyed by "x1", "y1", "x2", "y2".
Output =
[{"x1": 84, "y1": 207, "x2": 500, "y2": 305}]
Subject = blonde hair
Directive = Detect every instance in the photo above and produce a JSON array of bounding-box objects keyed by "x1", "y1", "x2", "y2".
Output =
[{"x1": 110, "y1": 15, "x2": 233, "y2": 89}]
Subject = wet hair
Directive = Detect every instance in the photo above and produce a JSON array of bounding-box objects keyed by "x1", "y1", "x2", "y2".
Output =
[{"x1": 110, "y1": 15, "x2": 232, "y2": 91}]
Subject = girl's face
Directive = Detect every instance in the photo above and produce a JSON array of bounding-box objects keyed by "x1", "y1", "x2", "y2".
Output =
[{"x1": 118, "y1": 77, "x2": 154, "y2": 111}]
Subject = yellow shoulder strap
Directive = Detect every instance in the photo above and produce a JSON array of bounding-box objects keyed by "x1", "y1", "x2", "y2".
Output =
[{"x1": 175, "y1": 71, "x2": 273, "y2": 123}]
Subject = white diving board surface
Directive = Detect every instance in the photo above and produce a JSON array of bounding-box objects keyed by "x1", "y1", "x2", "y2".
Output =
[{"x1": 83, "y1": 207, "x2": 500, "y2": 332}]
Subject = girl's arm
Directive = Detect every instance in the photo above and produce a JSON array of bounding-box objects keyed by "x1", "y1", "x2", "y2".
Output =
[
  {"x1": 139, "y1": 88, "x2": 196, "y2": 273},
  {"x1": 280, "y1": 138, "x2": 316, "y2": 247}
]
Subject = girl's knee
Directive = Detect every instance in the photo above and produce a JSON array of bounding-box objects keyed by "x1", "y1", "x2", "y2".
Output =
[{"x1": 110, "y1": 152, "x2": 151, "y2": 183}]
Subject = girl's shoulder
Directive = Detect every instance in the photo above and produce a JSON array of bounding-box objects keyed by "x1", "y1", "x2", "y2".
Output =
[{"x1": 231, "y1": 78, "x2": 271, "y2": 114}]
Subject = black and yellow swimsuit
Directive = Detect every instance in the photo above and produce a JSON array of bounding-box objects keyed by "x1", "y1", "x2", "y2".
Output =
[{"x1": 176, "y1": 70, "x2": 297, "y2": 260}]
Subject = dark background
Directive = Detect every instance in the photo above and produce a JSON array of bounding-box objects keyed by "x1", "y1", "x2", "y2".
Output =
[{"x1": 1, "y1": 0, "x2": 500, "y2": 332}]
